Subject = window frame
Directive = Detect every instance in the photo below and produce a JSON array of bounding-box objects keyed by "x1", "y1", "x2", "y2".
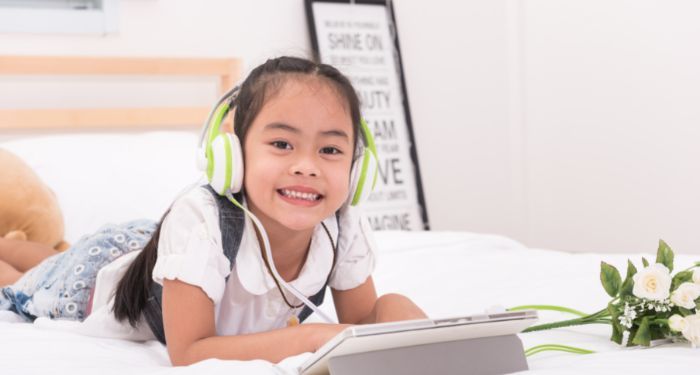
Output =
[{"x1": 0, "y1": 0, "x2": 118, "y2": 35}]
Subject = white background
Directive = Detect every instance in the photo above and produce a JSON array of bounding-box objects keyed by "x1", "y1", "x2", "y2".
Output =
[{"x1": 0, "y1": 0, "x2": 698, "y2": 254}]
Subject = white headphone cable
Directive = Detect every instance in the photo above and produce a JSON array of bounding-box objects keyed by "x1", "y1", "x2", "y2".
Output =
[{"x1": 225, "y1": 190, "x2": 336, "y2": 324}]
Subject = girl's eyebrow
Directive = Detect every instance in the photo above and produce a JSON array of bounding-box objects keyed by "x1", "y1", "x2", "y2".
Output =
[{"x1": 264, "y1": 122, "x2": 350, "y2": 142}]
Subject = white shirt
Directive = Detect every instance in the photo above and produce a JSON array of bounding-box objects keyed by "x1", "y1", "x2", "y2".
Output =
[{"x1": 81, "y1": 187, "x2": 377, "y2": 340}]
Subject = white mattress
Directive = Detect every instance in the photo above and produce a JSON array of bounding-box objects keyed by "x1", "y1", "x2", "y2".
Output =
[{"x1": 2, "y1": 132, "x2": 699, "y2": 374}]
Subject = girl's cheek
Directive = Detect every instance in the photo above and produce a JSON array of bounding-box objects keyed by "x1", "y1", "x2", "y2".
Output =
[{"x1": 335, "y1": 170, "x2": 352, "y2": 196}]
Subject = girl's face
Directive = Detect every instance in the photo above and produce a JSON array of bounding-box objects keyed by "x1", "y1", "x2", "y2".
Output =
[{"x1": 243, "y1": 78, "x2": 354, "y2": 233}]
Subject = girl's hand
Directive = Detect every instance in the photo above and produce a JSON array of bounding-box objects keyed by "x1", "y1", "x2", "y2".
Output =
[
  {"x1": 310, "y1": 324, "x2": 352, "y2": 351},
  {"x1": 372, "y1": 293, "x2": 428, "y2": 322},
  {"x1": 356, "y1": 293, "x2": 428, "y2": 324}
]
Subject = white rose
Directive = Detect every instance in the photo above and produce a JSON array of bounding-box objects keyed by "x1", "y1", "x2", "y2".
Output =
[
  {"x1": 693, "y1": 269, "x2": 700, "y2": 285},
  {"x1": 671, "y1": 282, "x2": 700, "y2": 309},
  {"x1": 669, "y1": 314, "x2": 687, "y2": 332},
  {"x1": 681, "y1": 314, "x2": 700, "y2": 348},
  {"x1": 632, "y1": 263, "x2": 672, "y2": 301}
]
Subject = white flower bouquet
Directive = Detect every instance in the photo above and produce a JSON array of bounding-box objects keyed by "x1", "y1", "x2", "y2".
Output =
[{"x1": 510, "y1": 240, "x2": 700, "y2": 354}]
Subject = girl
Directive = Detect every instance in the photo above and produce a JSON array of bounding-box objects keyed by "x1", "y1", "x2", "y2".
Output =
[{"x1": 0, "y1": 56, "x2": 427, "y2": 365}]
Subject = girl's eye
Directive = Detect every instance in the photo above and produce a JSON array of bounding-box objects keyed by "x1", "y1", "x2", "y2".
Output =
[
  {"x1": 271, "y1": 141, "x2": 292, "y2": 150},
  {"x1": 321, "y1": 146, "x2": 342, "y2": 155}
]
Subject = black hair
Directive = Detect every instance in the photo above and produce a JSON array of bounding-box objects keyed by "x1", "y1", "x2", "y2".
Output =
[
  {"x1": 112, "y1": 56, "x2": 363, "y2": 327},
  {"x1": 232, "y1": 56, "x2": 362, "y2": 158}
]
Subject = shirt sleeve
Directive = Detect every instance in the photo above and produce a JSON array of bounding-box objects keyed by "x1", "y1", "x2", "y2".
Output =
[
  {"x1": 151, "y1": 187, "x2": 231, "y2": 305},
  {"x1": 328, "y1": 205, "x2": 377, "y2": 291}
]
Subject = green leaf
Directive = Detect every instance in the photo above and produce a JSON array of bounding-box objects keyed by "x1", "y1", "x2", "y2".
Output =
[
  {"x1": 679, "y1": 307, "x2": 693, "y2": 317},
  {"x1": 600, "y1": 262, "x2": 622, "y2": 297},
  {"x1": 671, "y1": 270, "x2": 693, "y2": 291},
  {"x1": 626, "y1": 325, "x2": 639, "y2": 347},
  {"x1": 619, "y1": 260, "x2": 637, "y2": 296},
  {"x1": 619, "y1": 279, "x2": 634, "y2": 298},
  {"x1": 625, "y1": 259, "x2": 638, "y2": 278},
  {"x1": 611, "y1": 320, "x2": 624, "y2": 345},
  {"x1": 656, "y1": 240, "x2": 674, "y2": 272},
  {"x1": 642, "y1": 257, "x2": 650, "y2": 267},
  {"x1": 607, "y1": 303, "x2": 621, "y2": 319},
  {"x1": 609, "y1": 304, "x2": 624, "y2": 345},
  {"x1": 632, "y1": 317, "x2": 651, "y2": 346},
  {"x1": 650, "y1": 324, "x2": 666, "y2": 341}
]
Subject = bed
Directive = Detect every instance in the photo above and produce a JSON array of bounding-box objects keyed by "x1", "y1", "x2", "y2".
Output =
[{"x1": 2, "y1": 56, "x2": 699, "y2": 374}]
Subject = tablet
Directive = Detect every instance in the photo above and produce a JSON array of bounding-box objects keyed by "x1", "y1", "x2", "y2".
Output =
[{"x1": 298, "y1": 310, "x2": 538, "y2": 375}]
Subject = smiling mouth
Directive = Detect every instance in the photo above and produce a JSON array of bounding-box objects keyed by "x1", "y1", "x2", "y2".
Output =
[{"x1": 277, "y1": 189, "x2": 323, "y2": 201}]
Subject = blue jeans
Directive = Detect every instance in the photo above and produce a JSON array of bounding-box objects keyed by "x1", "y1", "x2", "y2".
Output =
[{"x1": 0, "y1": 219, "x2": 156, "y2": 321}]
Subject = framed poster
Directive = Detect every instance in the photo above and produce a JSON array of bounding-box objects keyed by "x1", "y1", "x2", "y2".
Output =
[{"x1": 305, "y1": 0, "x2": 429, "y2": 230}]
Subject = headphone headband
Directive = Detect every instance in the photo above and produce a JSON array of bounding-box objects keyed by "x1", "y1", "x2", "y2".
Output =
[{"x1": 198, "y1": 86, "x2": 240, "y2": 150}]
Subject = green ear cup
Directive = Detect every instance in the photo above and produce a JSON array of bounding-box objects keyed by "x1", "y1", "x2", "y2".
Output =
[
  {"x1": 350, "y1": 118, "x2": 379, "y2": 206},
  {"x1": 206, "y1": 101, "x2": 231, "y2": 182}
]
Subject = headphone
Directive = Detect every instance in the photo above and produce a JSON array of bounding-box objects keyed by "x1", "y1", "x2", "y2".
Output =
[{"x1": 196, "y1": 85, "x2": 379, "y2": 206}]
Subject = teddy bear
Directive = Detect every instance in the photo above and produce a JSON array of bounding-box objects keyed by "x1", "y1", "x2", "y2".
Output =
[{"x1": 0, "y1": 148, "x2": 69, "y2": 252}]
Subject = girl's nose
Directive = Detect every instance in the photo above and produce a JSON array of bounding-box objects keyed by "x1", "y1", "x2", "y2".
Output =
[{"x1": 290, "y1": 156, "x2": 319, "y2": 177}]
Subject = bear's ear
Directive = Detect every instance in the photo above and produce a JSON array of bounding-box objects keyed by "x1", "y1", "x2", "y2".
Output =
[
  {"x1": 54, "y1": 240, "x2": 70, "y2": 252},
  {"x1": 4, "y1": 230, "x2": 27, "y2": 241}
]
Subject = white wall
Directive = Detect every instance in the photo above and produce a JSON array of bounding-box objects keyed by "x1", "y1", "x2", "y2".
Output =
[
  {"x1": 521, "y1": 0, "x2": 700, "y2": 254},
  {"x1": 1, "y1": 0, "x2": 697, "y2": 254},
  {"x1": 395, "y1": 0, "x2": 520, "y2": 240}
]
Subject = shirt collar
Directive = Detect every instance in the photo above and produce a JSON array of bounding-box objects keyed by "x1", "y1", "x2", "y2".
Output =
[{"x1": 235, "y1": 203, "x2": 338, "y2": 297}]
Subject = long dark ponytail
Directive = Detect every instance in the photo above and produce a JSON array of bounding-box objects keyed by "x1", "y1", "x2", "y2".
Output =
[
  {"x1": 112, "y1": 209, "x2": 168, "y2": 327},
  {"x1": 112, "y1": 56, "x2": 362, "y2": 327}
]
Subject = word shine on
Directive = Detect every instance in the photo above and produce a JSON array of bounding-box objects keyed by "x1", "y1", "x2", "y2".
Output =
[{"x1": 328, "y1": 32, "x2": 383, "y2": 51}]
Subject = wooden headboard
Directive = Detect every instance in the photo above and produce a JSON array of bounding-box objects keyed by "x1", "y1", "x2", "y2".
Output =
[{"x1": 0, "y1": 56, "x2": 242, "y2": 130}]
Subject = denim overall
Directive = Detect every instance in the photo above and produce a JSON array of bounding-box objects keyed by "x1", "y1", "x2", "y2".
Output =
[
  {"x1": 142, "y1": 186, "x2": 339, "y2": 344},
  {"x1": 0, "y1": 219, "x2": 157, "y2": 322}
]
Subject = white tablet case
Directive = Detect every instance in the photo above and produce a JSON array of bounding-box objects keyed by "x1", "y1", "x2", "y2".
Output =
[{"x1": 300, "y1": 310, "x2": 538, "y2": 375}]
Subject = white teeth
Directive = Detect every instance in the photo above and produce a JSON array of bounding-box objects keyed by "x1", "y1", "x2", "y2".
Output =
[{"x1": 281, "y1": 189, "x2": 320, "y2": 201}]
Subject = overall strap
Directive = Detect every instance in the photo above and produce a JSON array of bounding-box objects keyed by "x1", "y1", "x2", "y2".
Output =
[
  {"x1": 203, "y1": 185, "x2": 246, "y2": 278},
  {"x1": 143, "y1": 186, "x2": 245, "y2": 344}
]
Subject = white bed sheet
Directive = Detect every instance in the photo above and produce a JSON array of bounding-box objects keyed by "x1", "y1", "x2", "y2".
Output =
[
  {"x1": 3, "y1": 230, "x2": 699, "y2": 374},
  {"x1": 2, "y1": 132, "x2": 699, "y2": 374}
]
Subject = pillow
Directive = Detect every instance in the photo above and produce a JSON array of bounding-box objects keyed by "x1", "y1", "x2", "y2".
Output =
[{"x1": 1, "y1": 131, "x2": 202, "y2": 243}]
